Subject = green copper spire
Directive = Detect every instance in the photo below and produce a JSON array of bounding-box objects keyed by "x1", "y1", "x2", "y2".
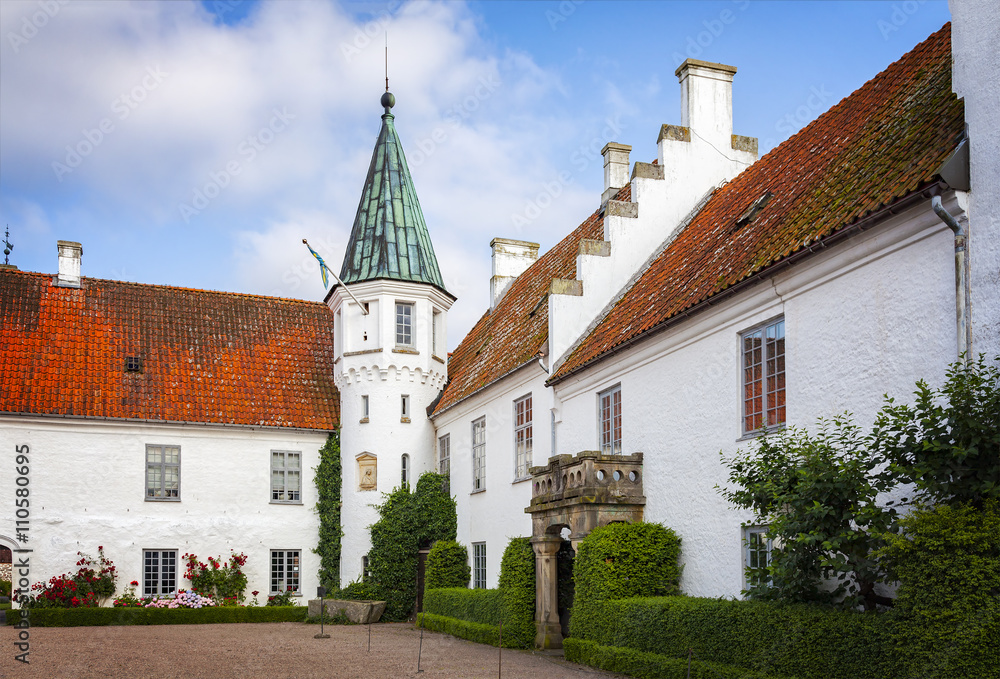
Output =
[{"x1": 339, "y1": 92, "x2": 449, "y2": 294}]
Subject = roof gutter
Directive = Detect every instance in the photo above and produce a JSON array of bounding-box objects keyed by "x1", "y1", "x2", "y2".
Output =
[
  {"x1": 548, "y1": 182, "x2": 948, "y2": 386},
  {"x1": 0, "y1": 410, "x2": 337, "y2": 434},
  {"x1": 931, "y1": 195, "x2": 972, "y2": 361}
]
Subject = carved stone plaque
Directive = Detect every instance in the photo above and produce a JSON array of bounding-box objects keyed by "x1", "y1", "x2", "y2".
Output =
[{"x1": 357, "y1": 453, "x2": 377, "y2": 491}]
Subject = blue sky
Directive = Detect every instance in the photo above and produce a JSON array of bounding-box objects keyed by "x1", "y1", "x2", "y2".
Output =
[{"x1": 0, "y1": 0, "x2": 952, "y2": 348}]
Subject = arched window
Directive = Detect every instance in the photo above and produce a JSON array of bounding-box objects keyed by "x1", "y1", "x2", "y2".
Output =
[{"x1": 401, "y1": 453, "x2": 410, "y2": 486}]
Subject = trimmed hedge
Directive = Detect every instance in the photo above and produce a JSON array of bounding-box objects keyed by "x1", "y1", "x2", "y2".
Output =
[
  {"x1": 496, "y1": 537, "x2": 535, "y2": 649},
  {"x1": 879, "y1": 501, "x2": 1000, "y2": 678},
  {"x1": 565, "y1": 638, "x2": 788, "y2": 679},
  {"x1": 424, "y1": 541, "x2": 470, "y2": 591},
  {"x1": 574, "y1": 522, "x2": 681, "y2": 603},
  {"x1": 418, "y1": 612, "x2": 502, "y2": 646},
  {"x1": 570, "y1": 596, "x2": 900, "y2": 679},
  {"x1": 5, "y1": 605, "x2": 307, "y2": 627},
  {"x1": 423, "y1": 587, "x2": 502, "y2": 626}
]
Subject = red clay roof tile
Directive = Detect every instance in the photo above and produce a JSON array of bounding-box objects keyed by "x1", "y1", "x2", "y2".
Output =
[{"x1": 0, "y1": 270, "x2": 339, "y2": 430}]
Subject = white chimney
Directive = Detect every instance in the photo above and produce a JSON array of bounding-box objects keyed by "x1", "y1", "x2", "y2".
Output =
[
  {"x1": 490, "y1": 238, "x2": 539, "y2": 310},
  {"x1": 676, "y1": 59, "x2": 737, "y2": 148},
  {"x1": 56, "y1": 240, "x2": 83, "y2": 288},
  {"x1": 601, "y1": 142, "x2": 631, "y2": 204}
]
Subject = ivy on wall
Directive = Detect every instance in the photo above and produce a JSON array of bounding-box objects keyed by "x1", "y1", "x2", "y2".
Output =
[
  {"x1": 313, "y1": 431, "x2": 343, "y2": 592},
  {"x1": 367, "y1": 472, "x2": 456, "y2": 621}
]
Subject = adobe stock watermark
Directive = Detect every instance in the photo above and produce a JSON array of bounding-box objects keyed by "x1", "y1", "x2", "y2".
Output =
[
  {"x1": 877, "y1": 0, "x2": 930, "y2": 40},
  {"x1": 6, "y1": 0, "x2": 70, "y2": 54},
  {"x1": 340, "y1": 0, "x2": 401, "y2": 63},
  {"x1": 178, "y1": 108, "x2": 295, "y2": 223},
  {"x1": 546, "y1": 0, "x2": 586, "y2": 31},
  {"x1": 12, "y1": 443, "x2": 32, "y2": 664},
  {"x1": 759, "y1": 85, "x2": 835, "y2": 152},
  {"x1": 510, "y1": 115, "x2": 624, "y2": 231},
  {"x1": 671, "y1": 0, "x2": 751, "y2": 67},
  {"x1": 52, "y1": 66, "x2": 170, "y2": 182},
  {"x1": 407, "y1": 73, "x2": 502, "y2": 168}
]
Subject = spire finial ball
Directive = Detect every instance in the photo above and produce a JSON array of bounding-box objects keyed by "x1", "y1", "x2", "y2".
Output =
[{"x1": 381, "y1": 91, "x2": 395, "y2": 110}]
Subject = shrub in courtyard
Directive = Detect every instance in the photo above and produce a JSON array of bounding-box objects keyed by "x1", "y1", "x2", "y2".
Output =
[
  {"x1": 878, "y1": 500, "x2": 1000, "y2": 678},
  {"x1": 0, "y1": 580, "x2": 11, "y2": 597},
  {"x1": 25, "y1": 546, "x2": 118, "y2": 608},
  {"x1": 497, "y1": 536, "x2": 535, "y2": 648},
  {"x1": 424, "y1": 540, "x2": 470, "y2": 591},
  {"x1": 573, "y1": 522, "x2": 681, "y2": 605},
  {"x1": 182, "y1": 551, "x2": 248, "y2": 603}
]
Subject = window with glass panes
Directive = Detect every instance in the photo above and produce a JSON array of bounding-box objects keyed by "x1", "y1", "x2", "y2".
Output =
[
  {"x1": 438, "y1": 434, "x2": 450, "y2": 477},
  {"x1": 598, "y1": 385, "x2": 622, "y2": 455},
  {"x1": 742, "y1": 318, "x2": 785, "y2": 434},
  {"x1": 473, "y1": 542, "x2": 486, "y2": 589},
  {"x1": 514, "y1": 394, "x2": 532, "y2": 479},
  {"x1": 744, "y1": 526, "x2": 772, "y2": 589},
  {"x1": 395, "y1": 303, "x2": 413, "y2": 346},
  {"x1": 271, "y1": 451, "x2": 301, "y2": 502},
  {"x1": 472, "y1": 417, "x2": 486, "y2": 491},
  {"x1": 270, "y1": 549, "x2": 300, "y2": 594},
  {"x1": 146, "y1": 444, "x2": 180, "y2": 500},
  {"x1": 143, "y1": 549, "x2": 177, "y2": 597}
]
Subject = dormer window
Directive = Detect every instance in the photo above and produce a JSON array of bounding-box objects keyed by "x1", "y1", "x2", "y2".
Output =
[
  {"x1": 126, "y1": 356, "x2": 143, "y2": 373},
  {"x1": 395, "y1": 302, "x2": 413, "y2": 347}
]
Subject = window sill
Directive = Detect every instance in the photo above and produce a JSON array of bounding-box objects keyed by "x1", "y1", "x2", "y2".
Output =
[
  {"x1": 737, "y1": 424, "x2": 786, "y2": 442},
  {"x1": 470, "y1": 488, "x2": 486, "y2": 495},
  {"x1": 512, "y1": 476, "x2": 532, "y2": 484},
  {"x1": 145, "y1": 497, "x2": 180, "y2": 502},
  {"x1": 392, "y1": 347, "x2": 419, "y2": 355},
  {"x1": 359, "y1": 417, "x2": 369, "y2": 424},
  {"x1": 269, "y1": 500, "x2": 303, "y2": 506},
  {"x1": 400, "y1": 417, "x2": 411, "y2": 423},
  {"x1": 432, "y1": 354, "x2": 445, "y2": 364}
]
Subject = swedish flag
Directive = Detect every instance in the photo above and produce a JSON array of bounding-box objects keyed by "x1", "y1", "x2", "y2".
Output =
[{"x1": 304, "y1": 241, "x2": 330, "y2": 288}]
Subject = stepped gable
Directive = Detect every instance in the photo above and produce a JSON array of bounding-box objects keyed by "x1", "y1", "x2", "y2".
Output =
[
  {"x1": 0, "y1": 269, "x2": 340, "y2": 430},
  {"x1": 338, "y1": 92, "x2": 449, "y2": 295},
  {"x1": 433, "y1": 185, "x2": 630, "y2": 414},
  {"x1": 552, "y1": 23, "x2": 963, "y2": 382}
]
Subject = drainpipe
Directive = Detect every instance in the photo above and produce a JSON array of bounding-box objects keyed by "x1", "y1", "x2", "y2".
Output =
[{"x1": 931, "y1": 195, "x2": 972, "y2": 361}]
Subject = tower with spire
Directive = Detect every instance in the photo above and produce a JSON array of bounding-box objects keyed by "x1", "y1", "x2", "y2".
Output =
[{"x1": 328, "y1": 88, "x2": 455, "y2": 585}]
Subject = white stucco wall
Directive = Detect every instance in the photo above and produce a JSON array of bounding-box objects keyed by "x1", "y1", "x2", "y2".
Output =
[
  {"x1": 950, "y1": 0, "x2": 1000, "y2": 360},
  {"x1": 431, "y1": 364, "x2": 550, "y2": 589},
  {"x1": 553, "y1": 199, "x2": 959, "y2": 598},
  {"x1": 0, "y1": 417, "x2": 328, "y2": 604}
]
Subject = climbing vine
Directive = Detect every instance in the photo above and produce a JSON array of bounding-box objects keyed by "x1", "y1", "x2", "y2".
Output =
[{"x1": 313, "y1": 431, "x2": 343, "y2": 591}]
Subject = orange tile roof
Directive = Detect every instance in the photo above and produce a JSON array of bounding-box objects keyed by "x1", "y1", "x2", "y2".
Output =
[
  {"x1": 551, "y1": 23, "x2": 963, "y2": 382},
  {"x1": 0, "y1": 270, "x2": 339, "y2": 430},
  {"x1": 433, "y1": 185, "x2": 630, "y2": 414}
]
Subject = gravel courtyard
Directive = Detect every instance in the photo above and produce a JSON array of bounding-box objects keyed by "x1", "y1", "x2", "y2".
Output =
[{"x1": 0, "y1": 622, "x2": 626, "y2": 679}]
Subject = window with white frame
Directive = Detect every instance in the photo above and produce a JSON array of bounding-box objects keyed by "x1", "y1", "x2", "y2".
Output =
[
  {"x1": 401, "y1": 394, "x2": 410, "y2": 420},
  {"x1": 514, "y1": 394, "x2": 533, "y2": 479},
  {"x1": 598, "y1": 385, "x2": 622, "y2": 455},
  {"x1": 143, "y1": 549, "x2": 177, "y2": 597},
  {"x1": 472, "y1": 542, "x2": 486, "y2": 589},
  {"x1": 395, "y1": 302, "x2": 414, "y2": 346},
  {"x1": 361, "y1": 394, "x2": 370, "y2": 421},
  {"x1": 146, "y1": 444, "x2": 180, "y2": 500},
  {"x1": 401, "y1": 453, "x2": 410, "y2": 486},
  {"x1": 742, "y1": 318, "x2": 786, "y2": 435},
  {"x1": 270, "y1": 549, "x2": 300, "y2": 594},
  {"x1": 472, "y1": 417, "x2": 486, "y2": 491},
  {"x1": 743, "y1": 526, "x2": 772, "y2": 589},
  {"x1": 271, "y1": 451, "x2": 301, "y2": 502},
  {"x1": 432, "y1": 309, "x2": 441, "y2": 356}
]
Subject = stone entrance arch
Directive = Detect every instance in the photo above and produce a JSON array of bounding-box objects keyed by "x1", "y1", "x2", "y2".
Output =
[{"x1": 525, "y1": 452, "x2": 645, "y2": 649}]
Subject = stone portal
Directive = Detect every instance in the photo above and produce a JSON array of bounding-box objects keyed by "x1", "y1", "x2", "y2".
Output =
[{"x1": 524, "y1": 452, "x2": 645, "y2": 649}]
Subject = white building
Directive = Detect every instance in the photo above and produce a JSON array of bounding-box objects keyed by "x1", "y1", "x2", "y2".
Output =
[{"x1": 1, "y1": 10, "x2": 997, "y2": 615}]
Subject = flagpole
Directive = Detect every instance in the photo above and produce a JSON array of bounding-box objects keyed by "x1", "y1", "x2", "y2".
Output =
[{"x1": 302, "y1": 239, "x2": 369, "y2": 315}]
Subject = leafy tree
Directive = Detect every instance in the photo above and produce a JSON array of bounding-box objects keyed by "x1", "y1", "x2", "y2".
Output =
[
  {"x1": 719, "y1": 415, "x2": 896, "y2": 610},
  {"x1": 871, "y1": 355, "x2": 1000, "y2": 508}
]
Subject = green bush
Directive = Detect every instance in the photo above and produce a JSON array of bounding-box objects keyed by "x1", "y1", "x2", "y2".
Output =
[
  {"x1": 565, "y1": 638, "x2": 787, "y2": 679},
  {"x1": 571, "y1": 522, "x2": 681, "y2": 637},
  {"x1": 313, "y1": 431, "x2": 343, "y2": 591},
  {"x1": 417, "y1": 612, "x2": 502, "y2": 646},
  {"x1": 0, "y1": 580, "x2": 10, "y2": 597},
  {"x1": 424, "y1": 541, "x2": 470, "y2": 591},
  {"x1": 570, "y1": 596, "x2": 899, "y2": 679},
  {"x1": 497, "y1": 536, "x2": 535, "y2": 649},
  {"x1": 367, "y1": 472, "x2": 456, "y2": 621},
  {"x1": 335, "y1": 580, "x2": 380, "y2": 601},
  {"x1": 878, "y1": 501, "x2": 1000, "y2": 678},
  {"x1": 423, "y1": 587, "x2": 502, "y2": 625},
  {"x1": 5, "y1": 605, "x2": 307, "y2": 627}
]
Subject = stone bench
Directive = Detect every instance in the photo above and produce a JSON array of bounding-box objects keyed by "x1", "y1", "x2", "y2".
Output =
[{"x1": 307, "y1": 599, "x2": 385, "y2": 624}]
